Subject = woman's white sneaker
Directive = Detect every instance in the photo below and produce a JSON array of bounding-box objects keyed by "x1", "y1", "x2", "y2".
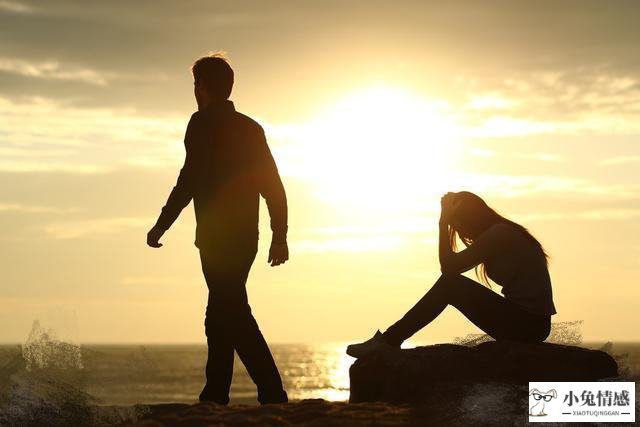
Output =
[{"x1": 346, "y1": 330, "x2": 396, "y2": 358}]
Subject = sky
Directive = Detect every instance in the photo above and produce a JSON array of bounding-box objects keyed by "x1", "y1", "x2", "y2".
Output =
[{"x1": 1, "y1": 0, "x2": 639, "y2": 344}]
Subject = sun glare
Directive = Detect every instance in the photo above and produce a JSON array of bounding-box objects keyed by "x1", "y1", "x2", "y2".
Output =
[{"x1": 282, "y1": 86, "x2": 462, "y2": 219}]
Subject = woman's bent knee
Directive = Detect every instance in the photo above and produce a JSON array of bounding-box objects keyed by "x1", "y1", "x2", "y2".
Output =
[
  {"x1": 436, "y1": 273, "x2": 465, "y2": 288},
  {"x1": 439, "y1": 272, "x2": 463, "y2": 280},
  {"x1": 436, "y1": 273, "x2": 477, "y2": 294}
]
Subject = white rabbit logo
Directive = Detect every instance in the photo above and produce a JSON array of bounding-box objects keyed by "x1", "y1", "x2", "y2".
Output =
[{"x1": 529, "y1": 388, "x2": 557, "y2": 416}]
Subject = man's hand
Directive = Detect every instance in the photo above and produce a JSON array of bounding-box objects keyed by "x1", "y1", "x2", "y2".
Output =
[
  {"x1": 147, "y1": 225, "x2": 165, "y2": 248},
  {"x1": 268, "y1": 241, "x2": 289, "y2": 267}
]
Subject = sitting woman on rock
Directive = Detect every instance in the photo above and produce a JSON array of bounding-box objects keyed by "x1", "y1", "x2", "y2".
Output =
[{"x1": 347, "y1": 191, "x2": 557, "y2": 358}]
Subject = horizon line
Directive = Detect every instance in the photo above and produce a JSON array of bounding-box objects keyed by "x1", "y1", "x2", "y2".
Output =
[{"x1": 1, "y1": 339, "x2": 636, "y2": 346}]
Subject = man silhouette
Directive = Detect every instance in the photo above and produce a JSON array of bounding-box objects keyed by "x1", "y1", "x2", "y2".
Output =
[{"x1": 147, "y1": 53, "x2": 289, "y2": 405}]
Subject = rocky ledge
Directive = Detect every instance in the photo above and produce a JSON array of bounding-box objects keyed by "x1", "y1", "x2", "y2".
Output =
[{"x1": 350, "y1": 340, "x2": 619, "y2": 404}]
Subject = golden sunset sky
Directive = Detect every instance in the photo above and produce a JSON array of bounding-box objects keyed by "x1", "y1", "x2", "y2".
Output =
[{"x1": 1, "y1": 0, "x2": 639, "y2": 344}]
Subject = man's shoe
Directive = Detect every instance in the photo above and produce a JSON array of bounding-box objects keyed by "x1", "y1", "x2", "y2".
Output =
[
  {"x1": 346, "y1": 330, "x2": 396, "y2": 358},
  {"x1": 199, "y1": 385, "x2": 229, "y2": 405},
  {"x1": 258, "y1": 388, "x2": 288, "y2": 405}
]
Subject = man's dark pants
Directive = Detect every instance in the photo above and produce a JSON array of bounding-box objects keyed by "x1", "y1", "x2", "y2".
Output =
[{"x1": 198, "y1": 239, "x2": 287, "y2": 405}]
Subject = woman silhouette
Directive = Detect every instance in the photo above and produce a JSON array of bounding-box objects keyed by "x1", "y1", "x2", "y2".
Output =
[{"x1": 347, "y1": 191, "x2": 557, "y2": 358}]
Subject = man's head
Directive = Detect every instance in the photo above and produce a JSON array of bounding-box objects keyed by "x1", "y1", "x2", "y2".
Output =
[{"x1": 191, "y1": 52, "x2": 234, "y2": 109}]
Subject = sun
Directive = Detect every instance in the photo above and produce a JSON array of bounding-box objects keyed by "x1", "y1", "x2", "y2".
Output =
[{"x1": 278, "y1": 85, "x2": 463, "y2": 220}]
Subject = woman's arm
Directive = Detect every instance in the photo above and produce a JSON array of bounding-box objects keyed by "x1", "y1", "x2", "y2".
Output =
[
  {"x1": 438, "y1": 194, "x2": 508, "y2": 274},
  {"x1": 438, "y1": 217, "x2": 455, "y2": 272},
  {"x1": 440, "y1": 223, "x2": 508, "y2": 275}
]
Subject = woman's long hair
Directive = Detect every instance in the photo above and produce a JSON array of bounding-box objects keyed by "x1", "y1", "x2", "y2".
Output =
[{"x1": 448, "y1": 191, "x2": 549, "y2": 287}]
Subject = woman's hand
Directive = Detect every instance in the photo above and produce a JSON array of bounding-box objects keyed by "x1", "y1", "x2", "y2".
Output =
[{"x1": 440, "y1": 192, "x2": 460, "y2": 225}]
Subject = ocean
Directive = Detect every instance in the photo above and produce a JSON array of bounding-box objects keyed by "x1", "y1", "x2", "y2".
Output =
[
  {"x1": 78, "y1": 343, "x2": 353, "y2": 405},
  {"x1": 1, "y1": 341, "x2": 639, "y2": 407}
]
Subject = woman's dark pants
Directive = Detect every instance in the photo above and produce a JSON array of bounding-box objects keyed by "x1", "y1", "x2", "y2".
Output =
[{"x1": 383, "y1": 273, "x2": 551, "y2": 346}]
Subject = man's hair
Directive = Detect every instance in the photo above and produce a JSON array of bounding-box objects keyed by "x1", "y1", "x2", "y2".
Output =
[{"x1": 191, "y1": 52, "x2": 234, "y2": 100}]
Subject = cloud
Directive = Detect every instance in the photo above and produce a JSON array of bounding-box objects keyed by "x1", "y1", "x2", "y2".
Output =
[
  {"x1": 2, "y1": 2, "x2": 640, "y2": 131},
  {"x1": 458, "y1": 173, "x2": 640, "y2": 200},
  {"x1": 0, "y1": 57, "x2": 113, "y2": 85},
  {"x1": 0, "y1": 1, "x2": 637, "y2": 116},
  {"x1": 513, "y1": 153, "x2": 562, "y2": 162},
  {"x1": 599, "y1": 156, "x2": 640, "y2": 167},
  {"x1": 0, "y1": 96, "x2": 184, "y2": 173},
  {"x1": 454, "y1": 70, "x2": 640, "y2": 136},
  {"x1": 468, "y1": 148, "x2": 561, "y2": 162},
  {"x1": 121, "y1": 275, "x2": 192, "y2": 286},
  {"x1": 520, "y1": 208, "x2": 640, "y2": 223},
  {"x1": 43, "y1": 216, "x2": 150, "y2": 239},
  {"x1": 463, "y1": 115, "x2": 561, "y2": 137},
  {"x1": 466, "y1": 94, "x2": 517, "y2": 111},
  {"x1": 0, "y1": 161, "x2": 109, "y2": 174},
  {"x1": 0, "y1": 2, "x2": 273, "y2": 111},
  {"x1": 294, "y1": 236, "x2": 404, "y2": 253},
  {"x1": 0, "y1": 0, "x2": 33, "y2": 14},
  {"x1": 309, "y1": 221, "x2": 434, "y2": 236},
  {"x1": 0, "y1": 202, "x2": 80, "y2": 214}
]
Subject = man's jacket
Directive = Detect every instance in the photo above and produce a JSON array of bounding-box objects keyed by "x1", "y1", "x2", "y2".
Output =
[{"x1": 154, "y1": 100, "x2": 288, "y2": 248}]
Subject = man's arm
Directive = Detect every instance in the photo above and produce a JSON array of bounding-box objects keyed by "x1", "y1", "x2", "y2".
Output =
[
  {"x1": 147, "y1": 113, "x2": 200, "y2": 247},
  {"x1": 255, "y1": 126, "x2": 289, "y2": 265}
]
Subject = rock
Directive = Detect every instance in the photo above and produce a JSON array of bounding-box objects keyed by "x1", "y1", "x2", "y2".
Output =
[{"x1": 349, "y1": 340, "x2": 619, "y2": 404}]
